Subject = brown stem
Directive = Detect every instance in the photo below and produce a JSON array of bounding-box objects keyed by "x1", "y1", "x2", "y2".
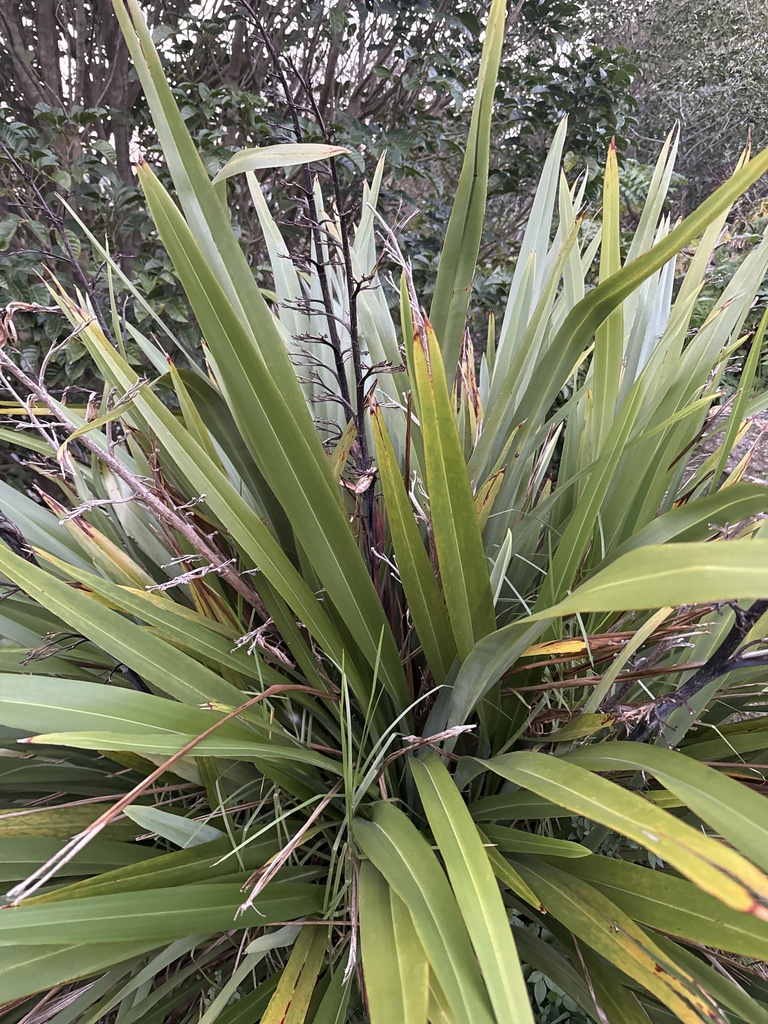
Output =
[
  {"x1": 245, "y1": 7, "x2": 353, "y2": 420},
  {"x1": 283, "y1": 54, "x2": 377, "y2": 570}
]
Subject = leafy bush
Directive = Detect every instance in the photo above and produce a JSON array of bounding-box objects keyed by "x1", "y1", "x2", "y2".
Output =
[
  {"x1": 1, "y1": 1, "x2": 768, "y2": 1022},
  {"x1": 0, "y1": 0, "x2": 639, "y2": 391}
]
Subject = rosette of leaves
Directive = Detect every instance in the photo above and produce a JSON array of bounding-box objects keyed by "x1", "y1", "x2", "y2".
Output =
[{"x1": 1, "y1": 1, "x2": 768, "y2": 1022}]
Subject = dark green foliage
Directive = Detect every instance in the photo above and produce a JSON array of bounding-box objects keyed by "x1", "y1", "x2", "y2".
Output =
[{"x1": 0, "y1": 0, "x2": 638, "y2": 388}]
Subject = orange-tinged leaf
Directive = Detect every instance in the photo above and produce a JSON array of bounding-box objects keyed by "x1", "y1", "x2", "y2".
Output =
[
  {"x1": 465, "y1": 750, "x2": 768, "y2": 920},
  {"x1": 516, "y1": 858, "x2": 726, "y2": 1024}
]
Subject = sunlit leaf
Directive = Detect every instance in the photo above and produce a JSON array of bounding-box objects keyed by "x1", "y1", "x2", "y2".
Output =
[{"x1": 212, "y1": 143, "x2": 348, "y2": 183}]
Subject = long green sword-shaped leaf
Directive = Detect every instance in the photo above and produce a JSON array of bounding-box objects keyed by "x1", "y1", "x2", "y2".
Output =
[
  {"x1": 25, "y1": 731, "x2": 340, "y2": 773},
  {"x1": 58, "y1": 309, "x2": 382, "y2": 712},
  {"x1": 168, "y1": 365, "x2": 297, "y2": 552},
  {"x1": 352, "y1": 802, "x2": 495, "y2": 1024},
  {"x1": 711, "y1": 305, "x2": 768, "y2": 488},
  {"x1": 510, "y1": 927, "x2": 601, "y2": 1023},
  {"x1": 359, "y1": 861, "x2": 429, "y2": 1024},
  {"x1": 652, "y1": 931, "x2": 768, "y2": 1024},
  {"x1": 212, "y1": 143, "x2": 348, "y2": 182},
  {"x1": 681, "y1": 720, "x2": 768, "y2": 762},
  {"x1": 530, "y1": 540, "x2": 768, "y2": 618},
  {"x1": 429, "y1": 0, "x2": 507, "y2": 372},
  {"x1": 605, "y1": 480, "x2": 768, "y2": 560},
  {"x1": 412, "y1": 321, "x2": 495, "y2": 659},
  {"x1": 0, "y1": 939, "x2": 161, "y2": 1003},
  {"x1": 110, "y1": 0, "x2": 326, "y2": 473},
  {"x1": 210, "y1": 976, "x2": 282, "y2": 1024},
  {"x1": 165, "y1": 359, "x2": 223, "y2": 468},
  {"x1": 513, "y1": 858, "x2": 724, "y2": 1024},
  {"x1": 311, "y1": 966, "x2": 353, "y2": 1024},
  {"x1": 480, "y1": 824, "x2": 589, "y2": 859},
  {"x1": 33, "y1": 549, "x2": 286, "y2": 690},
  {"x1": 590, "y1": 139, "x2": 624, "y2": 459},
  {"x1": 0, "y1": 677, "x2": 257, "y2": 742},
  {"x1": 0, "y1": 805, "x2": 138, "y2": 843},
  {"x1": 427, "y1": 977, "x2": 462, "y2": 1024},
  {"x1": 121, "y1": 806, "x2": 223, "y2": 848},
  {"x1": 463, "y1": 750, "x2": 768, "y2": 918},
  {"x1": 26, "y1": 833, "x2": 279, "y2": 904},
  {"x1": 0, "y1": 882, "x2": 321, "y2": 945},
  {"x1": 74, "y1": 943, "x2": 245, "y2": 1023},
  {"x1": 370, "y1": 401, "x2": 456, "y2": 681},
  {"x1": 484, "y1": 844, "x2": 543, "y2": 911},
  {"x1": 563, "y1": 741, "x2": 768, "y2": 874},
  {"x1": 490, "y1": 118, "x2": 569, "y2": 397},
  {"x1": 411, "y1": 752, "x2": 534, "y2": 1024},
  {"x1": 536, "y1": 379, "x2": 644, "y2": 609},
  {"x1": 0, "y1": 476, "x2": 91, "y2": 570},
  {"x1": 110, "y1": 0, "x2": 406, "y2": 706},
  {"x1": 563, "y1": 855, "x2": 768, "y2": 960},
  {"x1": 0, "y1": 838, "x2": 155, "y2": 884},
  {"x1": 432, "y1": 618, "x2": 547, "y2": 732},
  {"x1": 577, "y1": 948, "x2": 653, "y2": 1024}
]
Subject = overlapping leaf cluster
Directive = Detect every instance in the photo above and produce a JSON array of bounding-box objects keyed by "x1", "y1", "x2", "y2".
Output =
[{"x1": 1, "y1": 1, "x2": 768, "y2": 1021}]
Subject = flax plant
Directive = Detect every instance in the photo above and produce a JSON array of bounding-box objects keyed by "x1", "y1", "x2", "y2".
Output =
[{"x1": 1, "y1": 1, "x2": 768, "y2": 1021}]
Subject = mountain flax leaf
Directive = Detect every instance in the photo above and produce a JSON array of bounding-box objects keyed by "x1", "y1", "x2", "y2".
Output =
[
  {"x1": 429, "y1": 0, "x2": 507, "y2": 372},
  {"x1": 412, "y1": 321, "x2": 495, "y2": 658}
]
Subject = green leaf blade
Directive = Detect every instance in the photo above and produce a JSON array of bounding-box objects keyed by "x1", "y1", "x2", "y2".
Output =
[
  {"x1": 467, "y1": 750, "x2": 768, "y2": 919},
  {"x1": 359, "y1": 861, "x2": 429, "y2": 1024},
  {"x1": 411, "y1": 752, "x2": 534, "y2": 1024},
  {"x1": 212, "y1": 143, "x2": 348, "y2": 183},
  {"x1": 353, "y1": 802, "x2": 495, "y2": 1024},
  {"x1": 413, "y1": 324, "x2": 495, "y2": 659},
  {"x1": 371, "y1": 402, "x2": 456, "y2": 681},
  {"x1": 429, "y1": 0, "x2": 507, "y2": 372}
]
